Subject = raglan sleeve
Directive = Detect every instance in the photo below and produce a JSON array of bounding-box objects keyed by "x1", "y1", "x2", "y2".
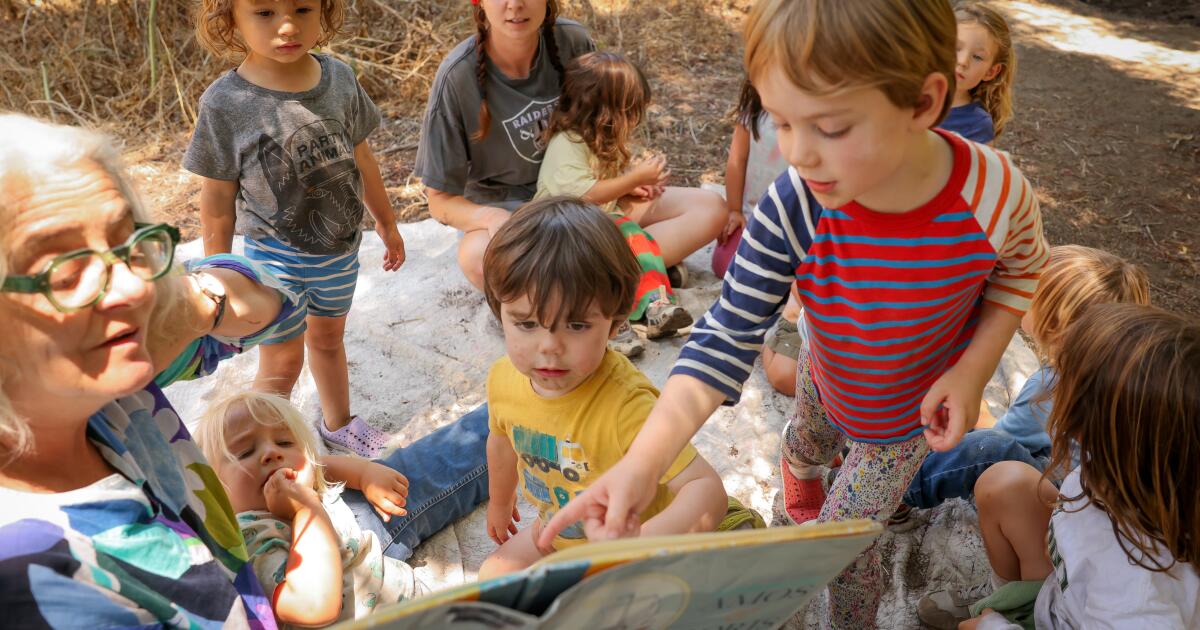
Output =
[
  {"x1": 983, "y1": 158, "x2": 1049, "y2": 316},
  {"x1": 670, "y1": 168, "x2": 812, "y2": 404}
]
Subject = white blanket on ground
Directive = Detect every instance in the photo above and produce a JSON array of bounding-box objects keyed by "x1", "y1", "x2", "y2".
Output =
[{"x1": 166, "y1": 220, "x2": 1038, "y2": 628}]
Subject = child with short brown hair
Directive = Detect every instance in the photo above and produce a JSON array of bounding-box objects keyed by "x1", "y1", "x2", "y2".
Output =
[{"x1": 478, "y1": 196, "x2": 727, "y2": 579}]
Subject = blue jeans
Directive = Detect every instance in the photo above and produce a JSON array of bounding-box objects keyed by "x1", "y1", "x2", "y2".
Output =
[
  {"x1": 342, "y1": 404, "x2": 490, "y2": 561},
  {"x1": 903, "y1": 429, "x2": 1050, "y2": 509}
]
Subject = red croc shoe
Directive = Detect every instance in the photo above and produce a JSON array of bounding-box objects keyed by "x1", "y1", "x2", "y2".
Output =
[{"x1": 781, "y1": 457, "x2": 826, "y2": 524}]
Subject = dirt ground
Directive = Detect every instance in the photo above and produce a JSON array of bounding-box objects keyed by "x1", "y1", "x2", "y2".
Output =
[{"x1": 112, "y1": 0, "x2": 1199, "y2": 315}]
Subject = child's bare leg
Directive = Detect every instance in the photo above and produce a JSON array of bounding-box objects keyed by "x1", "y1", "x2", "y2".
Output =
[
  {"x1": 974, "y1": 461, "x2": 1056, "y2": 582},
  {"x1": 763, "y1": 346, "x2": 798, "y2": 396},
  {"x1": 306, "y1": 314, "x2": 352, "y2": 431},
  {"x1": 623, "y1": 187, "x2": 726, "y2": 266},
  {"x1": 477, "y1": 527, "x2": 545, "y2": 581},
  {"x1": 255, "y1": 334, "x2": 305, "y2": 397},
  {"x1": 457, "y1": 229, "x2": 490, "y2": 291}
]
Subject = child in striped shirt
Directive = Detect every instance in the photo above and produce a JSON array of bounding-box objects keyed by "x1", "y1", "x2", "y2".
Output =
[{"x1": 539, "y1": 0, "x2": 1049, "y2": 627}]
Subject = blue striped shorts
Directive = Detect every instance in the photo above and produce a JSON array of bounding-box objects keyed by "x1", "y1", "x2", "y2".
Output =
[{"x1": 244, "y1": 236, "x2": 361, "y2": 345}]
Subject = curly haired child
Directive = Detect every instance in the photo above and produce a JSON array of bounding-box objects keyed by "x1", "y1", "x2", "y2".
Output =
[
  {"x1": 478, "y1": 197, "x2": 727, "y2": 579},
  {"x1": 186, "y1": 0, "x2": 405, "y2": 457},
  {"x1": 941, "y1": 1, "x2": 1016, "y2": 144},
  {"x1": 536, "y1": 51, "x2": 728, "y2": 356}
]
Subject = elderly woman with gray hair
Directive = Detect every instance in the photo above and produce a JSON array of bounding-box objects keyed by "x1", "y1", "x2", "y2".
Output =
[{"x1": 0, "y1": 114, "x2": 300, "y2": 627}]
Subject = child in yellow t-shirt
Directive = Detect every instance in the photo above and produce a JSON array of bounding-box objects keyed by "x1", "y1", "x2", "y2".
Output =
[{"x1": 476, "y1": 196, "x2": 728, "y2": 580}]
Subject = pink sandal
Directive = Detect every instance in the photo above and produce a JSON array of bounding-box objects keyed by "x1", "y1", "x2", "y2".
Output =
[
  {"x1": 781, "y1": 457, "x2": 826, "y2": 524},
  {"x1": 318, "y1": 415, "x2": 390, "y2": 459}
]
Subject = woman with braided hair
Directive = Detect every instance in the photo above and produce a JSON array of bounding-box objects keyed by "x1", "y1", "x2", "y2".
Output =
[{"x1": 415, "y1": 0, "x2": 727, "y2": 292}]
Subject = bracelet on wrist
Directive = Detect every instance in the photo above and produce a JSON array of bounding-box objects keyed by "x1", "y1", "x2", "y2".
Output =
[{"x1": 193, "y1": 272, "x2": 228, "y2": 332}]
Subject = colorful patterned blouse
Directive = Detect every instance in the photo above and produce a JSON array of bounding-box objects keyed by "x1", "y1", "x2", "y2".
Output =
[{"x1": 0, "y1": 255, "x2": 299, "y2": 628}]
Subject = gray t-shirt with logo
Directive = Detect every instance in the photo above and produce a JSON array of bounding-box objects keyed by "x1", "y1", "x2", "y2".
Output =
[
  {"x1": 414, "y1": 19, "x2": 594, "y2": 208},
  {"x1": 183, "y1": 54, "x2": 381, "y2": 255}
]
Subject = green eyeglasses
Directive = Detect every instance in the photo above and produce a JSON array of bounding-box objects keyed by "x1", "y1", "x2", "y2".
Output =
[{"x1": 2, "y1": 222, "x2": 181, "y2": 313}]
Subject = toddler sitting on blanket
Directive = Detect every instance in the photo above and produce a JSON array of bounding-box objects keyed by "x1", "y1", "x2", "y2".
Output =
[{"x1": 477, "y1": 197, "x2": 729, "y2": 579}]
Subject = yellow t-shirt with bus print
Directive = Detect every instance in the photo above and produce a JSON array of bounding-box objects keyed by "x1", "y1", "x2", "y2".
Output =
[{"x1": 487, "y1": 350, "x2": 698, "y2": 550}]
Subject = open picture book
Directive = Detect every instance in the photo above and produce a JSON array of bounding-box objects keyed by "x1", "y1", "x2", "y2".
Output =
[{"x1": 339, "y1": 519, "x2": 882, "y2": 630}]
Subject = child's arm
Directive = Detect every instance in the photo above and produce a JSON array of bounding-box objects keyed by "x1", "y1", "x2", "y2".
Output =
[
  {"x1": 582, "y1": 155, "x2": 668, "y2": 206},
  {"x1": 921, "y1": 302, "x2": 1021, "y2": 451},
  {"x1": 924, "y1": 167, "x2": 1049, "y2": 452},
  {"x1": 198, "y1": 177, "x2": 238, "y2": 256},
  {"x1": 485, "y1": 432, "x2": 522, "y2": 545},
  {"x1": 321, "y1": 455, "x2": 409, "y2": 521},
  {"x1": 264, "y1": 468, "x2": 343, "y2": 626},
  {"x1": 639, "y1": 455, "x2": 727, "y2": 537},
  {"x1": 720, "y1": 124, "x2": 751, "y2": 242},
  {"x1": 426, "y1": 189, "x2": 512, "y2": 235},
  {"x1": 354, "y1": 141, "x2": 406, "y2": 272},
  {"x1": 541, "y1": 171, "x2": 809, "y2": 548}
]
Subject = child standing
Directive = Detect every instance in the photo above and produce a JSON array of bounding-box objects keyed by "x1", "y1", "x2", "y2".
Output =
[
  {"x1": 924, "y1": 304, "x2": 1199, "y2": 629},
  {"x1": 714, "y1": 79, "x2": 790, "y2": 279},
  {"x1": 185, "y1": 0, "x2": 404, "y2": 457},
  {"x1": 941, "y1": 1, "x2": 1015, "y2": 144},
  {"x1": 536, "y1": 51, "x2": 711, "y2": 356},
  {"x1": 541, "y1": 1, "x2": 1049, "y2": 627},
  {"x1": 477, "y1": 197, "x2": 727, "y2": 579},
  {"x1": 902, "y1": 245, "x2": 1150, "y2": 512}
]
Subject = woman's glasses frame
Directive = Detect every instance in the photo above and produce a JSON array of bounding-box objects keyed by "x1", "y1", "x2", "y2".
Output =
[{"x1": 1, "y1": 222, "x2": 180, "y2": 313}]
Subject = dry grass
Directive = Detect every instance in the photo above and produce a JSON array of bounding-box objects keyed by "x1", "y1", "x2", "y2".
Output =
[{"x1": 1, "y1": 0, "x2": 749, "y2": 224}]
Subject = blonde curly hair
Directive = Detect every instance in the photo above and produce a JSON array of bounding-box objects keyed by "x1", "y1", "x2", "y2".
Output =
[{"x1": 954, "y1": 1, "x2": 1016, "y2": 137}]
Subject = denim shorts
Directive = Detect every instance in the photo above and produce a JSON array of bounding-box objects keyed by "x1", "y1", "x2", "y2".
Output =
[{"x1": 245, "y1": 236, "x2": 361, "y2": 344}]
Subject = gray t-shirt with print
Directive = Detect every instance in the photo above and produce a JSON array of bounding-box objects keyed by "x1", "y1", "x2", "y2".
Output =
[
  {"x1": 183, "y1": 54, "x2": 381, "y2": 255},
  {"x1": 414, "y1": 18, "x2": 594, "y2": 208}
]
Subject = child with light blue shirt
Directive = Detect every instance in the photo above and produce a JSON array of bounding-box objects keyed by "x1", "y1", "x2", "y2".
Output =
[{"x1": 903, "y1": 246, "x2": 1149, "y2": 510}]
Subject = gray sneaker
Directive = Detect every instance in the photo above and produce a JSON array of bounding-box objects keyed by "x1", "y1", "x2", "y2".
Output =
[
  {"x1": 608, "y1": 321, "x2": 645, "y2": 359},
  {"x1": 641, "y1": 299, "x2": 693, "y2": 339},
  {"x1": 917, "y1": 583, "x2": 992, "y2": 630}
]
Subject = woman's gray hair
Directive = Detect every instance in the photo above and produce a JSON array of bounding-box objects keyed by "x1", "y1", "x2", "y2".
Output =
[{"x1": 0, "y1": 113, "x2": 157, "y2": 462}]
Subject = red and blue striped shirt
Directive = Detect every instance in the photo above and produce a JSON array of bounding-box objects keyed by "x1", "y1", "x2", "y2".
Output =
[{"x1": 674, "y1": 130, "x2": 1049, "y2": 443}]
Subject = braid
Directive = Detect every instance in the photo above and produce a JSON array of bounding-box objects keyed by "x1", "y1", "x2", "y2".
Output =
[
  {"x1": 472, "y1": 6, "x2": 492, "y2": 143},
  {"x1": 542, "y1": 0, "x2": 565, "y2": 85}
]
